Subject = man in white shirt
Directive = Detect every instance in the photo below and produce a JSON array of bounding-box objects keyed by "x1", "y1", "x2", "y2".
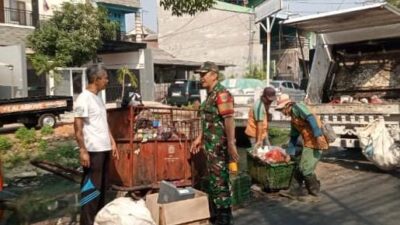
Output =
[{"x1": 74, "y1": 64, "x2": 119, "y2": 225}]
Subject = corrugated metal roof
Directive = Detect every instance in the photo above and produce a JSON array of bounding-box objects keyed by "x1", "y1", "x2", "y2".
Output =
[
  {"x1": 283, "y1": 3, "x2": 400, "y2": 34},
  {"x1": 97, "y1": 0, "x2": 140, "y2": 9}
]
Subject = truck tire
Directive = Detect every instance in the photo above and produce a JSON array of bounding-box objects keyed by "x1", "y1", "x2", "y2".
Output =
[{"x1": 38, "y1": 114, "x2": 57, "y2": 128}]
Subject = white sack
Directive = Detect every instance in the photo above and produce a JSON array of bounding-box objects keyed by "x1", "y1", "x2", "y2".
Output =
[
  {"x1": 357, "y1": 119, "x2": 400, "y2": 170},
  {"x1": 94, "y1": 197, "x2": 156, "y2": 225}
]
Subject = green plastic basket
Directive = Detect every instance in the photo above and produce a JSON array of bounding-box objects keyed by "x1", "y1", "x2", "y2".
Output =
[
  {"x1": 230, "y1": 172, "x2": 251, "y2": 206},
  {"x1": 247, "y1": 152, "x2": 294, "y2": 191}
]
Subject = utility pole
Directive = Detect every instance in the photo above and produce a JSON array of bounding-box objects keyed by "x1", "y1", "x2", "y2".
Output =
[{"x1": 259, "y1": 16, "x2": 275, "y2": 86}]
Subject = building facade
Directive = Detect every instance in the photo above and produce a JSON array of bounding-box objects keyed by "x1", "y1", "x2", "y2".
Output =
[{"x1": 157, "y1": 0, "x2": 263, "y2": 77}]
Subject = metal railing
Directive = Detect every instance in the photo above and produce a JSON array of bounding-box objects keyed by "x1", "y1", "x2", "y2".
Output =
[{"x1": 3, "y1": 7, "x2": 33, "y2": 26}]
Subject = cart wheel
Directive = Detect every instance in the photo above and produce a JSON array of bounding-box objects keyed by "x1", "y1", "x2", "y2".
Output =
[{"x1": 38, "y1": 114, "x2": 56, "y2": 128}]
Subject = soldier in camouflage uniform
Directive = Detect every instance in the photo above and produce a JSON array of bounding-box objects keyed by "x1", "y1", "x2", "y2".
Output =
[{"x1": 191, "y1": 62, "x2": 239, "y2": 225}]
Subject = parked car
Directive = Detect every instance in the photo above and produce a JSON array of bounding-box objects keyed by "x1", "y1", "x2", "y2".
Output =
[
  {"x1": 221, "y1": 78, "x2": 264, "y2": 106},
  {"x1": 167, "y1": 80, "x2": 202, "y2": 106},
  {"x1": 269, "y1": 80, "x2": 306, "y2": 101}
]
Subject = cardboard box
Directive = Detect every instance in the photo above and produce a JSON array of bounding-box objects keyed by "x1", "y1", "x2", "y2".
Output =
[{"x1": 146, "y1": 189, "x2": 210, "y2": 225}]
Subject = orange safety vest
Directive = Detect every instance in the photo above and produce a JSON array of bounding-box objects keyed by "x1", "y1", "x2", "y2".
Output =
[
  {"x1": 0, "y1": 160, "x2": 3, "y2": 191},
  {"x1": 291, "y1": 115, "x2": 329, "y2": 150},
  {"x1": 245, "y1": 107, "x2": 268, "y2": 139}
]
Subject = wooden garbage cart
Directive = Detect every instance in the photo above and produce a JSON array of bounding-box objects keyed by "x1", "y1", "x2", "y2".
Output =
[{"x1": 107, "y1": 106, "x2": 201, "y2": 191}]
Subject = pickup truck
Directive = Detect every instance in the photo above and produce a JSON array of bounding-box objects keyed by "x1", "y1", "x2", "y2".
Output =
[{"x1": 0, "y1": 96, "x2": 73, "y2": 128}]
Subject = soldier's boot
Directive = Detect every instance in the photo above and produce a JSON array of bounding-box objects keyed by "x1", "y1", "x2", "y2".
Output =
[
  {"x1": 304, "y1": 174, "x2": 320, "y2": 196},
  {"x1": 298, "y1": 174, "x2": 321, "y2": 203},
  {"x1": 209, "y1": 201, "x2": 217, "y2": 224},
  {"x1": 214, "y1": 208, "x2": 233, "y2": 225},
  {"x1": 279, "y1": 170, "x2": 306, "y2": 200}
]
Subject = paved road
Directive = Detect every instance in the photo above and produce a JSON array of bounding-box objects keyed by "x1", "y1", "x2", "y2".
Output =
[{"x1": 233, "y1": 149, "x2": 400, "y2": 225}]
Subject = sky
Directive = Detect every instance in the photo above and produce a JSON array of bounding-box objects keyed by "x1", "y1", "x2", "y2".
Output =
[{"x1": 133, "y1": 0, "x2": 382, "y2": 33}]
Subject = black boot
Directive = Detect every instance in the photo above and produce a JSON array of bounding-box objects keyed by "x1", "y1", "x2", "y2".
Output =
[
  {"x1": 209, "y1": 201, "x2": 217, "y2": 224},
  {"x1": 279, "y1": 169, "x2": 306, "y2": 199},
  {"x1": 214, "y1": 208, "x2": 233, "y2": 225},
  {"x1": 304, "y1": 174, "x2": 320, "y2": 196}
]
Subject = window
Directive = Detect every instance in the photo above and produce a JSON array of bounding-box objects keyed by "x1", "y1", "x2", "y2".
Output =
[
  {"x1": 282, "y1": 82, "x2": 289, "y2": 88},
  {"x1": 189, "y1": 81, "x2": 197, "y2": 90},
  {"x1": 10, "y1": 0, "x2": 26, "y2": 25},
  {"x1": 293, "y1": 83, "x2": 300, "y2": 89},
  {"x1": 196, "y1": 82, "x2": 202, "y2": 89},
  {"x1": 284, "y1": 82, "x2": 293, "y2": 89}
]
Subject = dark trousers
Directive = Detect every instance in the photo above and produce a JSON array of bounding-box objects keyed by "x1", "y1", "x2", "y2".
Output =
[{"x1": 80, "y1": 151, "x2": 110, "y2": 225}]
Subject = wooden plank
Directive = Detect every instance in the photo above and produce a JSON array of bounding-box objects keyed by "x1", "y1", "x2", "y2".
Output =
[{"x1": 306, "y1": 35, "x2": 332, "y2": 104}]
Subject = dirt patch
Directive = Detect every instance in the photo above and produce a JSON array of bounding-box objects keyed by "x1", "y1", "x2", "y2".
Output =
[{"x1": 53, "y1": 123, "x2": 75, "y2": 139}]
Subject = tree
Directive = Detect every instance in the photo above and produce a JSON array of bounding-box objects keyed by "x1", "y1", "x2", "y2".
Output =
[
  {"x1": 28, "y1": 3, "x2": 118, "y2": 75},
  {"x1": 160, "y1": 0, "x2": 216, "y2": 16},
  {"x1": 244, "y1": 64, "x2": 266, "y2": 80},
  {"x1": 365, "y1": 0, "x2": 400, "y2": 7},
  {"x1": 117, "y1": 66, "x2": 138, "y2": 99},
  {"x1": 387, "y1": 0, "x2": 400, "y2": 7}
]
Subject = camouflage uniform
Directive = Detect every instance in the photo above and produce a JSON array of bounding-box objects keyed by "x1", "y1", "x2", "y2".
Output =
[{"x1": 200, "y1": 82, "x2": 234, "y2": 224}]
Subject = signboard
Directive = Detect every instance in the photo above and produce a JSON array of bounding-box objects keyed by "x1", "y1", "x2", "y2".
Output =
[{"x1": 255, "y1": 0, "x2": 283, "y2": 22}]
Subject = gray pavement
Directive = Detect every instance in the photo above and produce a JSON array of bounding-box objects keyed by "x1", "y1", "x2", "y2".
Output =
[{"x1": 233, "y1": 150, "x2": 400, "y2": 225}]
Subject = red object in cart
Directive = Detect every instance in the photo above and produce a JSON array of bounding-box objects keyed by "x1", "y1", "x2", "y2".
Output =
[
  {"x1": 0, "y1": 160, "x2": 3, "y2": 192},
  {"x1": 107, "y1": 106, "x2": 201, "y2": 191}
]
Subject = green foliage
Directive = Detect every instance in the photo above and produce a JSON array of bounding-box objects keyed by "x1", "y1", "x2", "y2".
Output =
[
  {"x1": 244, "y1": 64, "x2": 266, "y2": 80},
  {"x1": 38, "y1": 139, "x2": 48, "y2": 152},
  {"x1": 0, "y1": 136, "x2": 13, "y2": 151},
  {"x1": 15, "y1": 127, "x2": 37, "y2": 144},
  {"x1": 36, "y1": 143, "x2": 79, "y2": 168},
  {"x1": 160, "y1": 0, "x2": 216, "y2": 16},
  {"x1": 218, "y1": 72, "x2": 225, "y2": 81},
  {"x1": 117, "y1": 66, "x2": 138, "y2": 99},
  {"x1": 27, "y1": 3, "x2": 118, "y2": 74},
  {"x1": 387, "y1": 0, "x2": 400, "y2": 7},
  {"x1": 40, "y1": 125, "x2": 54, "y2": 136}
]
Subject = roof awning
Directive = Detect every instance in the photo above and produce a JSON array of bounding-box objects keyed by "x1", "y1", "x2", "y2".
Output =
[
  {"x1": 283, "y1": 3, "x2": 400, "y2": 44},
  {"x1": 284, "y1": 3, "x2": 400, "y2": 33}
]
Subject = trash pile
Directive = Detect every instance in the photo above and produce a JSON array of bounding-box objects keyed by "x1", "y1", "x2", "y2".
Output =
[
  {"x1": 133, "y1": 109, "x2": 195, "y2": 142},
  {"x1": 250, "y1": 146, "x2": 291, "y2": 164},
  {"x1": 329, "y1": 94, "x2": 384, "y2": 105}
]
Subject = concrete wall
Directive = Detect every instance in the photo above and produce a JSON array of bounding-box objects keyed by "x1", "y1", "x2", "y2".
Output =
[
  {"x1": 37, "y1": 0, "x2": 86, "y2": 16},
  {"x1": 157, "y1": 2, "x2": 263, "y2": 77},
  {"x1": 0, "y1": 45, "x2": 28, "y2": 98},
  {"x1": 0, "y1": 24, "x2": 34, "y2": 45},
  {"x1": 98, "y1": 49, "x2": 155, "y2": 101},
  {"x1": 98, "y1": 50, "x2": 144, "y2": 70}
]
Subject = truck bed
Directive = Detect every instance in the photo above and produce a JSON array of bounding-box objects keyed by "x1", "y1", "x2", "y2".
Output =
[
  {"x1": 308, "y1": 103, "x2": 400, "y2": 115},
  {"x1": 0, "y1": 96, "x2": 73, "y2": 116}
]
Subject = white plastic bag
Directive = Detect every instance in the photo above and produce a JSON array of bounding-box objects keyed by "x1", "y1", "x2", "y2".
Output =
[
  {"x1": 357, "y1": 119, "x2": 400, "y2": 170},
  {"x1": 94, "y1": 197, "x2": 156, "y2": 225}
]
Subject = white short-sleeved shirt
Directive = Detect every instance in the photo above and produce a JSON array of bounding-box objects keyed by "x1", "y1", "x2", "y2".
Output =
[{"x1": 74, "y1": 90, "x2": 111, "y2": 152}]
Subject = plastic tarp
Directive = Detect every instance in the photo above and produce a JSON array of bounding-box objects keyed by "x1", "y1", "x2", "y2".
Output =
[
  {"x1": 94, "y1": 198, "x2": 156, "y2": 225},
  {"x1": 357, "y1": 119, "x2": 400, "y2": 171}
]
